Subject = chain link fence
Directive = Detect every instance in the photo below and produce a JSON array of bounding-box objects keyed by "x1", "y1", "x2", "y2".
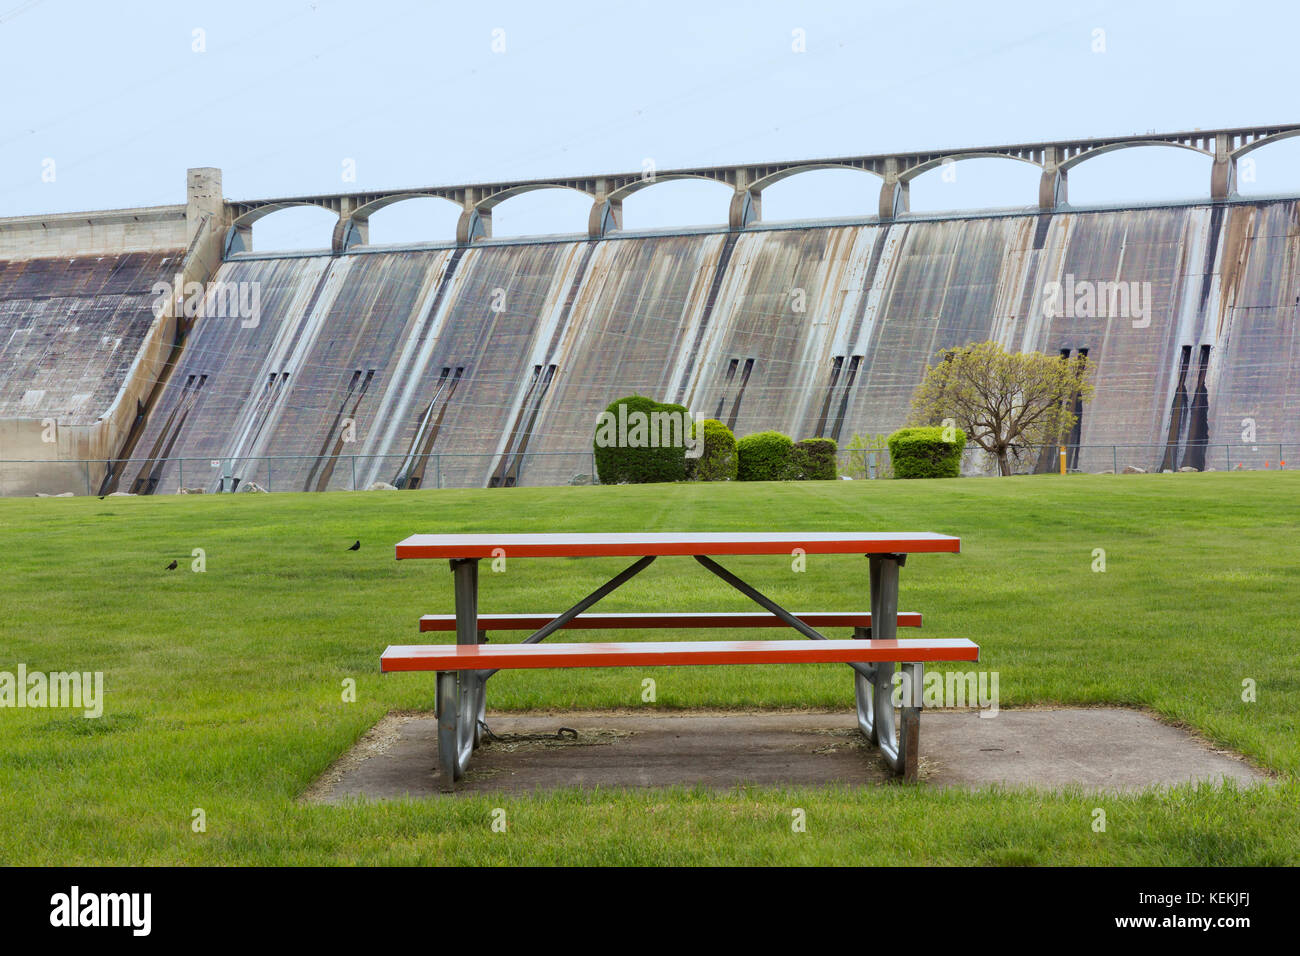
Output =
[
  {"x1": 2, "y1": 443, "x2": 1295, "y2": 497},
  {"x1": 0, "y1": 452, "x2": 601, "y2": 497},
  {"x1": 837, "y1": 442, "x2": 1299, "y2": 479}
]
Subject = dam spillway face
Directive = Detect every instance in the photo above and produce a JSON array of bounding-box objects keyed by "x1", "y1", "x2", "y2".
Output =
[
  {"x1": 0, "y1": 251, "x2": 187, "y2": 495},
  {"x1": 1, "y1": 201, "x2": 1298, "y2": 493},
  {"x1": 0, "y1": 252, "x2": 181, "y2": 423}
]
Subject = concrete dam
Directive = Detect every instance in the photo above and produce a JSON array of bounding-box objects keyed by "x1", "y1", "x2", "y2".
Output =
[{"x1": 1, "y1": 127, "x2": 1298, "y2": 494}]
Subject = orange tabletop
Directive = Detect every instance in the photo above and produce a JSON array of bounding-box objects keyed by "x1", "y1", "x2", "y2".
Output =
[{"x1": 395, "y1": 531, "x2": 960, "y2": 560}]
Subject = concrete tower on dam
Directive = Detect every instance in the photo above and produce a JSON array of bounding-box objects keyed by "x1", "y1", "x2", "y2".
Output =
[{"x1": 1, "y1": 125, "x2": 1298, "y2": 495}]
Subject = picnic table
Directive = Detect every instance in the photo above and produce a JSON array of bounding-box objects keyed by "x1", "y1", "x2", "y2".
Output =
[{"x1": 383, "y1": 531, "x2": 974, "y2": 788}]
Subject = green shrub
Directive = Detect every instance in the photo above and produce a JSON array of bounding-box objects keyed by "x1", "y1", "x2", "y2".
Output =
[
  {"x1": 887, "y1": 426, "x2": 966, "y2": 479},
  {"x1": 736, "y1": 430, "x2": 794, "y2": 481},
  {"x1": 786, "y1": 438, "x2": 838, "y2": 480},
  {"x1": 593, "y1": 395, "x2": 689, "y2": 484},
  {"x1": 686, "y1": 419, "x2": 737, "y2": 481}
]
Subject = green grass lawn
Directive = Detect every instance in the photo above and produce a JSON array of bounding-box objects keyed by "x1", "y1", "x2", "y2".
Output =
[{"x1": 0, "y1": 473, "x2": 1296, "y2": 865}]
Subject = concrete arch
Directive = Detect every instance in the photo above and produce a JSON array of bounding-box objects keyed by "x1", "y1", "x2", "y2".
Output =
[
  {"x1": 605, "y1": 172, "x2": 733, "y2": 205},
  {"x1": 899, "y1": 151, "x2": 1042, "y2": 182},
  {"x1": 879, "y1": 152, "x2": 1044, "y2": 219},
  {"x1": 475, "y1": 182, "x2": 594, "y2": 211},
  {"x1": 229, "y1": 199, "x2": 338, "y2": 229},
  {"x1": 448, "y1": 183, "x2": 599, "y2": 243},
  {"x1": 902, "y1": 155, "x2": 1044, "y2": 214},
  {"x1": 754, "y1": 166, "x2": 890, "y2": 222},
  {"x1": 1039, "y1": 141, "x2": 1216, "y2": 209},
  {"x1": 610, "y1": 175, "x2": 738, "y2": 233},
  {"x1": 356, "y1": 195, "x2": 467, "y2": 248},
  {"x1": 481, "y1": 185, "x2": 596, "y2": 238},
  {"x1": 1057, "y1": 139, "x2": 1212, "y2": 173},
  {"x1": 746, "y1": 162, "x2": 885, "y2": 194},
  {"x1": 1230, "y1": 128, "x2": 1300, "y2": 159},
  {"x1": 225, "y1": 201, "x2": 339, "y2": 255},
  {"x1": 342, "y1": 192, "x2": 465, "y2": 250},
  {"x1": 349, "y1": 191, "x2": 464, "y2": 222},
  {"x1": 1225, "y1": 130, "x2": 1300, "y2": 196}
]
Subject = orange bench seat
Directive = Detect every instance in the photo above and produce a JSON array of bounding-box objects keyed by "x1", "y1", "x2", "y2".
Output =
[{"x1": 382, "y1": 638, "x2": 979, "y2": 672}]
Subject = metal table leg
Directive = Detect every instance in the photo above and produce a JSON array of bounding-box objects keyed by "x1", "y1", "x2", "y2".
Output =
[
  {"x1": 853, "y1": 625, "x2": 880, "y2": 744},
  {"x1": 436, "y1": 670, "x2": 477, "y2": 787},
  {"x1": 437, "y1": 559, "x2": 481, "y2": 787},
  {"x1": 871, "y1": 661, "x2": 922, "y2": 781},
  {"x1": 856, "y1": 555, "x2": 900, "y2": 743},
  {"x1": 899, "y1": 667, "x2": 922, "y2": 783},
  {"x1": 854, "y1": 554, "x2": 922, "y2": 780},
  {"x1": 472, "y1": 628, "x2": 487, "y2": 749}
]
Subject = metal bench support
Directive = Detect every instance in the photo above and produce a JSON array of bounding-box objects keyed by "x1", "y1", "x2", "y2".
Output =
[
  {"x1": 853, "y1": 554, "x2": 924, "y2": 782},
  {"x1": 435, "y1": 559, "x2": 486, "y2": 786}
]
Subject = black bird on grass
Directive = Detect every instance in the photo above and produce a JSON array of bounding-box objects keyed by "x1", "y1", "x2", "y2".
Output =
[
  {"x1": 347, "y1": 540, "x2": 360, "y2": 551},
  {"x1": 165, "y1": 560, "x2": 178, "y2": 570}
]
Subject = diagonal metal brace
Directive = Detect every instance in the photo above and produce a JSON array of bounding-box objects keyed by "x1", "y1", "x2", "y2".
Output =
[
  {"x1": 693, "y1": 554, "x2": 875, "y2": 680},
  {"x1": 477, "y1": 554, "x2": 658, "y2": 679},
  {"x1": 521, "y1": 555, "x2": 657, "y2": 644}
]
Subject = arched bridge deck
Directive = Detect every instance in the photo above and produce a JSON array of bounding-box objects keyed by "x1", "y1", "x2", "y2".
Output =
[{"x1": 222, "y1": 124, "x2": 1300, "y2": 254}]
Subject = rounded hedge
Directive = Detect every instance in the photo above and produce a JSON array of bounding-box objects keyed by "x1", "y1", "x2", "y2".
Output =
[
  {"x1": 887, "y1": 426, "x2": 967, "y2": 479},
  {"x1": 686, "y1": 419, "x2": 737, "y2": 481},
  {"x1": 736, "y1": 430, "x2": 794, "y2": 481},
  {"x1": 593, "y1": 395, "x2": 689, "y2": 484},
  {"x1": 786, "y1": 437, "x2": 838, "y2": 480}
]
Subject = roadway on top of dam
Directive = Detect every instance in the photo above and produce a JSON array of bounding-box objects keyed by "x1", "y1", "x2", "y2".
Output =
[{"x1": 220, "y1": 124, "x2": 1300, "y2": 254}]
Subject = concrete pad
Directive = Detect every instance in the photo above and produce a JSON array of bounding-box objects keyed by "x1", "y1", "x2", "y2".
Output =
[{"x1": 305, "y1": 708, "x2": 1266, "y2": 802}]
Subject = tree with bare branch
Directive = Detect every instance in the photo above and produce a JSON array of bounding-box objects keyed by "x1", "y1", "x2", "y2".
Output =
[{"x1": 908, "y1": 341, "x2": 1094, "y2": 476}]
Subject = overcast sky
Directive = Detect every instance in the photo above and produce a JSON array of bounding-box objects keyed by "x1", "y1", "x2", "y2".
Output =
[{"x1": 3, "y1": 0, "x2": 1298, "y2": 249}]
